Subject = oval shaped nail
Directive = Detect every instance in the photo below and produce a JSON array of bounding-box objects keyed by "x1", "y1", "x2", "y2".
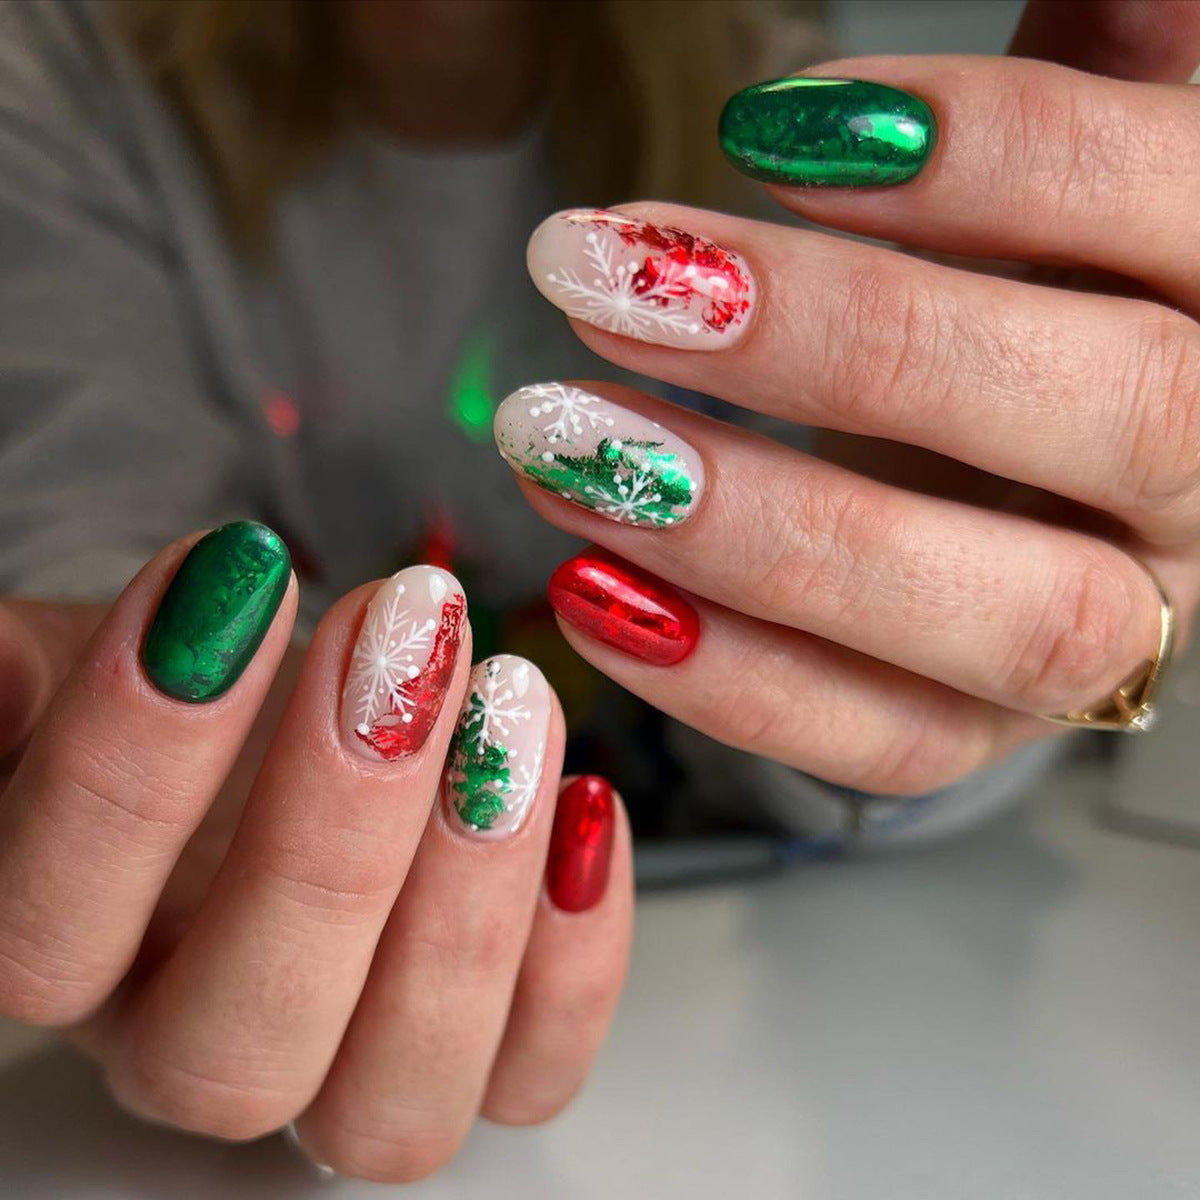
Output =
[
  {"x1": 142, "y1": 521, "x2": 291, "y2": 702},
  {"x1": 719, "y1": 78, "x2": 936, "y2": 187},
  {"x1": 341, "y1": 565, "x2": 467, "y2": 762},
  {"x1": 526, "y1": 207, "x2": 756, "y2": 350},
  {"x1": 546, "y1": 775, "x2": 616, "y2": 913},
  {"x1": 549, "y1": 549, "x2": 699, "y2": 666},
  {"x1": 495, "y1": 383, "x2": 703, "y2": 528},
  {"x1": 444, "y1": 655, "x2": 551, "y2": 839}
]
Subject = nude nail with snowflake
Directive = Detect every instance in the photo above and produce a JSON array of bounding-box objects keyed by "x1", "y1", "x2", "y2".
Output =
[
  {"x1": 444, "y1": 655, "x2": 550, "y2": 839},
  {"x1": 526, "y1": 208, "x2": 756, "y2": 350},
  {"x1": 341, "y1": 566, "x2": 468, "y2": 763},
  {"x1": 494, "y1": 383, "x2": 703, "y2": 528}
]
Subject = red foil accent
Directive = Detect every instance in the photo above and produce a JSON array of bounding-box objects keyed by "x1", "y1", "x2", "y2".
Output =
[
  {"x1": 548, "y1": 548, "x2": 699, "y2": 667},
  {"x1": 611, "y1": 217, "x2": 752, "y2": 333},
  {"x1": 356, "y1": 592, "x2": 466, "y2": 760},
  {"x1": 546, "y1": 775, "x2": 616, "y2": 913}
]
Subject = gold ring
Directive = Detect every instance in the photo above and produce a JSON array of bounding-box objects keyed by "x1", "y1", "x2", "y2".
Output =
[{"x1": 1043, "y1": 564, "x2": 1174, "y2": 734}]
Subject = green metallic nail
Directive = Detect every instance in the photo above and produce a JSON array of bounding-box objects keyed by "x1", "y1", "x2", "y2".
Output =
[
  {"x1": 719, "y1": 78, "x2": 936, "y2": 187},
  {"x1": 143, "y1": 521, "x2": 291, "y2": 702}
]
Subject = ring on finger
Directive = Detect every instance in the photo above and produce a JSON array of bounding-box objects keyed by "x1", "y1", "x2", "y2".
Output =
[{"x1": 1042, "y1": 561, "x2": 1174, "y2": 734}]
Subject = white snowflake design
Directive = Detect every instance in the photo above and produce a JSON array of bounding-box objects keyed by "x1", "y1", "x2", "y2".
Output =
[
  {"x1": 463, "y1": 658, "x2": 533, "y2": 755},
  {"x1": 521, "y1": 382, "x2": 615, "y2": 445},
  {"x1": 545, "y1": 226, "x2": 704, "y2": 342},
  {"x1": 350, "y1": 584, "x2": 437, "y2": 734},
  {"x1": 583, "y1": 463, "x2": 673, "y2": 525},
  {"x1": 504, "y1": 739, "x2": 545, "y2": 828}
]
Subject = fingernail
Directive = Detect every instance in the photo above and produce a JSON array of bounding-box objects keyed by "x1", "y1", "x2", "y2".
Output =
[
  {"x1": 495, "y1": 383, "x2": 703, "y2": 528},
  {"x1": 548, "y1": 549, "x2": 699, "y2": 666},
  {"x1": 719, "y1": 78, "x2": 936, "y2": 187},
  {"x1": 546, "y1": 776, "x2": 616, "y2": 913},
  {"x1": 143, "y1": 521, "x2": 291, "y2": 702},
  {"x1": 444, "y1": 655, "x2": 550, "y2": 839},
  {"x1": 283, "y1": 1122, "x2": 337, "y2": 1181},
  {"x1": 341, "y1": 566, "x2": 467, "y2": 762},
  {"x1": 526, "y1": 208, "x2": 756, "y2": 349}
]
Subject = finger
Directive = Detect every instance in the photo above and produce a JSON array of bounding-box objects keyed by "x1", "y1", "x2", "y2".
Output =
[
  {"x1": 109, "y1": 567, "x2": 471, "y2": 1141},
  {"x1": 718, "y1": 57, "x2": 1200, "y2": 310},
  {"x1": 298, "y1": 656, "x2": 562, "y2": 1184},
  {"x1": 482, "y1": 775, "x2": 631, "y2": 1125},
  {"x1": 547, "y1": 548, "x2": 1041, "y2": 794},
  {"x1": 1010, "y1": 0, "x2": 1200, "y2": 83},
  {"x1": 526, "y1": 207, "x2": 1200, "y2": 544},
  {"x1": 495, "y1": 382, "x2": 1169, "y2": 720},
  {"x1": 0, "y1": 599, "x2": 104, "y2": 759},
  {"x1": 0, "y1": 523, "x2": 294, "y2": 1027}
]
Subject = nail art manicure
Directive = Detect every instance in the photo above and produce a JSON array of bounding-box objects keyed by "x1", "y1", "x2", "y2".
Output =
[
  {"x1": 143, "y1": 521, "x2": 291, "y2": 703},
  {"x1": 444, "y1": 655, "x2": 550, "y2": 839},
  {"x1": 526, "y1": 208, "x2": 756, "y2": 349},
  {"x1": 495, "y1": 383, "x2": 703, "y2": 528},
  {"x1": 341, "y1": 565, "x2": 467, "y2": 762},
  {"x1": 549, "y1": 549, "x2": 699, "y2": 667},
  {"x1": 719, "y1": 78, "x2": 936, "y2": 187},
  {"x1": 546, "y1": 776, "x2": 616, "y2": 913}
]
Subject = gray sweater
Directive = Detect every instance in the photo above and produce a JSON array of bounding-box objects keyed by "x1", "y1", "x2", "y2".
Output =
[{"x1": 0, "y1": 0, "x2": 1057, "y2": 848}]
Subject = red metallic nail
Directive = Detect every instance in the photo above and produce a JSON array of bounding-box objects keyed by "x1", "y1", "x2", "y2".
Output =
[
  {"x1": 546, "y1": 776, "x2": 616, "y2": 913},
  {"x1": 547, "y1": 548, "x2": 699, "y2": 666}
]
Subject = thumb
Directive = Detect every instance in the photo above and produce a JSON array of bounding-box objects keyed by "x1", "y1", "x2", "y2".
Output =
[
  {"x1": 0, "y1": 599, "x2": 107, "y2": 758},
  {"x1": 1010, "y1": 0, "x2": 1200, "y2": 83}
]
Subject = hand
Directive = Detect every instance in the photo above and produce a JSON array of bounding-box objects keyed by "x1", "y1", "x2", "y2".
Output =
[
  {"x1": 495, "y1": 5, "x2": 1200, "y2": 796},
  {"x1": 0, "y1": 526, "x2": 631, "y2": 1183}
]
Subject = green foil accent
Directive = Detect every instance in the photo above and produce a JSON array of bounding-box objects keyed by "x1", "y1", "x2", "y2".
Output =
[
  {"x1": 448, "y1": 691, "x2": 512, "y2": 829},
  {"x1": 520, "y1": 437, "x2": 694, "y2": 527},
  {"x1": 142, "y1": 521, "x2": 291, "y2": 703},
  {"x1": 719, "y1": 78, "x2": 936, "y2": 187}
]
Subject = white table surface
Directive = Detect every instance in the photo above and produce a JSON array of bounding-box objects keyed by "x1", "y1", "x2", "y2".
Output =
[{"x1": 2, "y1": 758, "x2": 1198, "y2": 1200}]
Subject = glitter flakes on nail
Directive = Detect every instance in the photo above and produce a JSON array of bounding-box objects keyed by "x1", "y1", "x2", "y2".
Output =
[
  {"x1": 495, "y1": 383, "x2": 703, "y2": 529},
  {"x1": 527, "y1": 208, "x2": 756, "y2": 350}
]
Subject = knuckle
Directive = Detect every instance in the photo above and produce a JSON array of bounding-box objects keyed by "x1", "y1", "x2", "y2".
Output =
[
  {"x1": 849, "y1": 708, "x2": 992, "y2": 798},
  {"x1": 257, "y1": 826, "x2": 402, "y2": 925},
  {"x1": 996, "y1": 74, "x2": 1138, "y2": 225},
  {"x1": 51, "y1": 728, "x2": 201, "y2": 851},
  {"x1": 996, "y1": 80, "x2": 1063, "y2": 219},
  {"x1": 519, "y1": 959, "x2": 621, "y2": 1043},
  {"x1": 1000, "y1": 550, "x2": 1138, "y2": 712},
  {"x1": 703, "y1": 662, "x2": 800, "y2": 755},
  {"x1": 1118, "y1": 311, "x2": 1200, "y2": 526},
  {"x1": 750, "y1": 479, "x2": 899, "y2": 627},
  {"x1": 825, "y1": 262, "x2": 962, "y2": 431},
  {"x1": 399, "y1": 898, "x2": 513, "y2": 984}
]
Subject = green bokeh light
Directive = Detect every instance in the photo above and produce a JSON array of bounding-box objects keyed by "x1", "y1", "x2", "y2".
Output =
[{"x1": 449, "y1": 330, "x2": 496, "y2": 442}]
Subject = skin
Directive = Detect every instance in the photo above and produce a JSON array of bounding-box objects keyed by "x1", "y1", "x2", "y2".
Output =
[
  {"x1": 0, "y1": 543, "x2": 633, "y2": 1185},
  {"x1": 0, "y1": 0, "x2": 1198, "y2": 1183}
]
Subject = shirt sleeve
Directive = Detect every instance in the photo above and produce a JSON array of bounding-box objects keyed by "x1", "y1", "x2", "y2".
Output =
[
  {"x1": 667, "y1": 719, "x2": 1068, "y2": 851},
  {"x1": 0, "y1": 1, "x2": 251, "y2": 602}
]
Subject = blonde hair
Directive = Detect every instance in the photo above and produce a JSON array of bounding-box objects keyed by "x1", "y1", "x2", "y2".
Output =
[{"x1": 115, "y1": 1, "x2": 827, "y2": 255}]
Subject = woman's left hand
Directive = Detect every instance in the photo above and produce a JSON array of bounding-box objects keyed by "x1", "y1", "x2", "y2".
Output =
[{"x1": 495, "y1": 25, "x2": 1200, "y2": 796}]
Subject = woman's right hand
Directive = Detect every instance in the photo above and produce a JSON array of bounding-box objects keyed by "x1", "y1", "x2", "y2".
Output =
[{"x1": 0, "y1": 524, "x2": 631, "y2": 1183}]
